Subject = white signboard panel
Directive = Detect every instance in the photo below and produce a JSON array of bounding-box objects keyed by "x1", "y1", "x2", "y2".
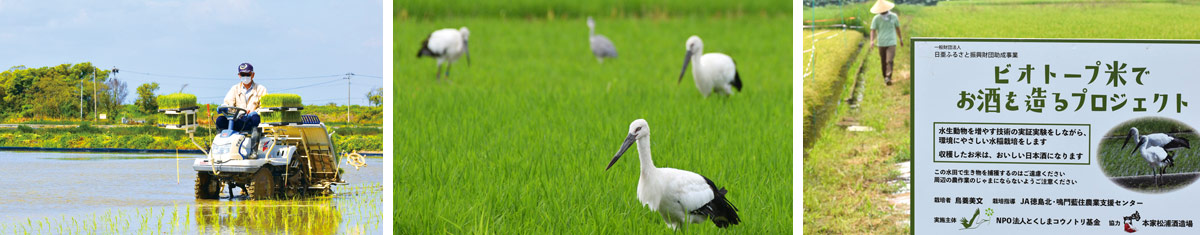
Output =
[{"x1": 914, "y1": 38, "x2": 1200, "y2": 234}]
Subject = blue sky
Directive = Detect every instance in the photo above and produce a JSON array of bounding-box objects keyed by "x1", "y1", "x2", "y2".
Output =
[{"x1": 0, "y1": 0, "x2": 383, "y2": 105}]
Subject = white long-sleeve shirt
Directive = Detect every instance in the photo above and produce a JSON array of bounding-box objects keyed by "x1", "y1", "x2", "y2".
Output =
[{"x1": 222, "y1": 82, "x2": 268, "y2": 112}]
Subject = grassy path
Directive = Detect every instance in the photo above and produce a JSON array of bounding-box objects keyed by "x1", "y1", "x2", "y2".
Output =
[{"x1": 802, "y1": 6, "x2": 913, "y2": 234}]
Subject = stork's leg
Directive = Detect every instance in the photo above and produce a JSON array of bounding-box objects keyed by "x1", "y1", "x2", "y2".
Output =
[
  {"x1": 435, "y1": 64, "x2": 443, "y2": 80},
  {"x1": 1155, "y1": 170, "x2": 1160, "y2": 188}
]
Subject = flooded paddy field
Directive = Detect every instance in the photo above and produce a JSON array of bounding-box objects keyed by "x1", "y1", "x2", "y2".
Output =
[{"x1": 0, "y1": 151, "x2": 382, "y2": 234}]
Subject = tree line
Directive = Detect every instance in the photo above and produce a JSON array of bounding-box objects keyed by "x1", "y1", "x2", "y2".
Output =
[
  {"x1": 0, "y1": 63, "x2": 136, "y2": 119},
  {"x1": 1, "y1": 63, "x2": 380, "y2": 122}
]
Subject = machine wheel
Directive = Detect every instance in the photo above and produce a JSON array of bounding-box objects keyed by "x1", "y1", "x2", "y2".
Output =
[
  {"x1": 247, "y1": 168, "x2": 275, "y2": 200},
  {"x1": 195, "y1": 172, "x2": 220, "y2": 199}
]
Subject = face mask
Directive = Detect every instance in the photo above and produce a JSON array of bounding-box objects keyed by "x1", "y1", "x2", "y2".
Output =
[{"x1": 240, "y1": 76, "x2": 252, "y2": 85}]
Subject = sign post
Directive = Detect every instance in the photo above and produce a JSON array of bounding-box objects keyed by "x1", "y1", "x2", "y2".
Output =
[{"x1": 913, "y1": 38, "x2": 1199, "y2": 234}]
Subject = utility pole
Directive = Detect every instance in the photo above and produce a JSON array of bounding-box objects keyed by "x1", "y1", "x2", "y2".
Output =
[
  {"x1": 80, "y1": 72, "x2": 83, "y2": 119},
  {"x1": 344, "y1": 72, "x2": 355, "y2": 125},
  {"x1": 112, "y1": 66, "x2": 119, "y2": 108},
  {"x1": 93, "y1": 67, "x2": 98, "y2": 121}
]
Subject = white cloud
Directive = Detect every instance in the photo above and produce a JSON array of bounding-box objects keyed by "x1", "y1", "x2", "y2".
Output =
[{"x1": 186, "y1": 0, "x2": 257, "y2": 23}]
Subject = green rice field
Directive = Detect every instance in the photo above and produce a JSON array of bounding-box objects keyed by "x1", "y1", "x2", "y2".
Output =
[{"x1": 0, "y1": 183, "x2": 382, "y2": 234}]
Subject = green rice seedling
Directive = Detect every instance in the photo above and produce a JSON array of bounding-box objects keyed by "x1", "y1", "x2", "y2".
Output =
[
  {"x1": 260, "y1": 93, "x2": 303, "y2": 123},
  {"x1": 0, "y1": 183, "x2": 382, "y2": 234},
  {"x1": 156, "y1": 93, "x2": 198, "y2": 110},
  {"x1": 260, "y1": 111, "x2": 301, "y2": 124},
  {"x1": 157, "y1": 113, "x2": 197, "y2": 125},
  {"x1": 260, "y1": 94, "x2": 303, "y2": 108},
  {"x1": 398, "y1": 15, "x2": 791, "y2": 234}
]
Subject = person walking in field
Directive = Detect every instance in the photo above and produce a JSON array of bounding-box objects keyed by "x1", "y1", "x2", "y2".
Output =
[{"x1": 870, "y1": 0, "x2": 903, "y2": 86}]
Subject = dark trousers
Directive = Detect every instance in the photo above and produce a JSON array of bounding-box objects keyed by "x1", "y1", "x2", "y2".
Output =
[
  {"x1": 216, "y1": 113, "x2": 260, "y2": 132},
  {"x1": 879, "y1": 45, "x2": 896, "y2": 80}
]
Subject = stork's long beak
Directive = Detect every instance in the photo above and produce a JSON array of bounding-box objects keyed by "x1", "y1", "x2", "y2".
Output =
[
  {"x1": 1121, "y1": 128, "x2": 1136, "y2": 149},
  {"x1": 465, "y1": 40, "x2": 471, "y2": 67},
  {"x1": 607, "y1": 133, "x2": 638, "y2": 170},
  {"x1": 677, "y1": 50, "x2": 694, "y2": 84}
]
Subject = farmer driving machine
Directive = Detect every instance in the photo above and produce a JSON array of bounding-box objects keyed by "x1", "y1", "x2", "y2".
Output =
[{"x1": 158, "y1": 93, "x2": 364, "y2": 200}]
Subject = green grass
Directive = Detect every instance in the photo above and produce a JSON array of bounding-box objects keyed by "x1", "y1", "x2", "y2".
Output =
[
  {"x1": 155, "y1": 93, "x2": 197, "y2": 110},
  {"x1": 398, "y1": 0, "x2": 792, "y2": 19},
  {"x1": 396, "y1": 15, "x2": 791, "y2": 233},
  {"x1": 0, "y1": 125, "x2": 382, "y2": 151},
  {"x1": 803, "y1": 28, "x2": 912, "y2": 233},
  {"x1": 802, "y1": 29, "x2": 863, "y2": 149},
  {"x1": 804, "y1": 1, "x2": 1200, "y2": 234},
  {"x1": 908, "y1": 2, "x2": 1200, "y2": 39},
  {"x1": 260, "y1": 94, "x2": 303, "y2": 108},
  {"x1": 936, "y1": 0, "x2": 1184, "y2": 6},
  {"x1": 801, "y1": 4, "x2": 873, "y2": 30}
]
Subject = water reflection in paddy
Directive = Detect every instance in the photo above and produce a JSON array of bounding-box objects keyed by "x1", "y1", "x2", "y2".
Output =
[{"x1": 0, "y1": 151, "x2": 381, "y2": 234}]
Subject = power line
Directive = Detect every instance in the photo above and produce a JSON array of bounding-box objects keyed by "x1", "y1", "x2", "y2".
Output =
[
  {"x1": 259, "y1": 74, "x2": 347, "y2": 80},
  {"x1": 274, "y1": 79, "x2": 346, "y2": 92},
  {"x1": 120, "y1": 69, "x2": 347, "y2": 81},
  {"x1": 195, "y1": 78, "x2": 374, "y2": 99},
  {"x1": 122, "y1": 70, "x2": 228, "y2": 80}
]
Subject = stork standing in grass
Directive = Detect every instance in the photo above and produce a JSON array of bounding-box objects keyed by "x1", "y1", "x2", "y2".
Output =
[
  {"x1": 417, "y1": 27, "x2": 470, "y2": 80},
  {"x1": 1133, "y1": 135, "x2": 1172, "y2": 186},
  {"x1": 1122, "y1": 127, "x2": 1191, "y2": 165},
  {"x1": 678, "y1": 36, "x2": 742, "y2": 97},
  {"x1": 587, "y1": 17, "x2": 617, "y2": 63},
  {"x1": 606, "y1": 119, "x2": 741, "y2": 230}
]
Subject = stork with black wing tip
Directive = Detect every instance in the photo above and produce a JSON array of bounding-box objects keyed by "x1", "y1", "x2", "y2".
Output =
[{"x1": 606, "y1": 119, "x2": 741, "y2": 230}]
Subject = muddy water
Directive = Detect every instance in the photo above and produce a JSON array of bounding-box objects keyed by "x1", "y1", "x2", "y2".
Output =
[{"x1": 0, "y1": 151, "x2": 382, "y2": 234}]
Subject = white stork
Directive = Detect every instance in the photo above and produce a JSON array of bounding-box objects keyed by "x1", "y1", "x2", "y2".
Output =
[
  {"x1": 1133, "y1": 135, "x2": 1172, "y2": 186},
  {"x1": 587, "y1": 17, "x2": 618, "y2": 63},
  {"x1": 417, "y1": 27, "x2": 470, "y2": 80},
  {"x1": 678, "y1": 36, "x2": 742, "y2": 97},
  {"x1": 1122, "y1": 127, "x2": 1191, "y2": 164},
  {"x1": 606, "y1": 119, "x2": 740, "y2": 230}
]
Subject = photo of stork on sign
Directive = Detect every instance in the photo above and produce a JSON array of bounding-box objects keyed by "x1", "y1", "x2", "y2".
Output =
[{"x1": 1098, "y1": 117, "x2": 1199, "y2": 193}]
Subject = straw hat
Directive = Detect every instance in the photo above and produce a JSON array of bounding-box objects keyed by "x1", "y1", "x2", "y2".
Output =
[{"x1": 870, "y1": 0, "x2": 895, "y2": 14}]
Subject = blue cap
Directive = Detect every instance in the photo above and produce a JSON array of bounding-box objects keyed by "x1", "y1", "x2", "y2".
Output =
[{"x1": 238, "y1": 63, "x2": 254, "y2": 73}]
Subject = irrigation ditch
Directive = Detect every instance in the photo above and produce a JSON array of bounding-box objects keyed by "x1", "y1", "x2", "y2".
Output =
[
  {"x1": 804, "y1": 28, "x2": 913, "y2": 223},
  {"x1": 802, "y1": 30, "x2": 867, "y2": 154}
]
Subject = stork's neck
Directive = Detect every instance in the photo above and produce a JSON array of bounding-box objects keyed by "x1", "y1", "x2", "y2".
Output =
[
  {"x1": 690, "y1": 48, "x2": 704, "y2": 71},
  {"x1": 637, "y1": 137, "x2": 657, "y2": 174},
  {"x1": 588, "y1": 26, "x2": 595, "y2": 37}
]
